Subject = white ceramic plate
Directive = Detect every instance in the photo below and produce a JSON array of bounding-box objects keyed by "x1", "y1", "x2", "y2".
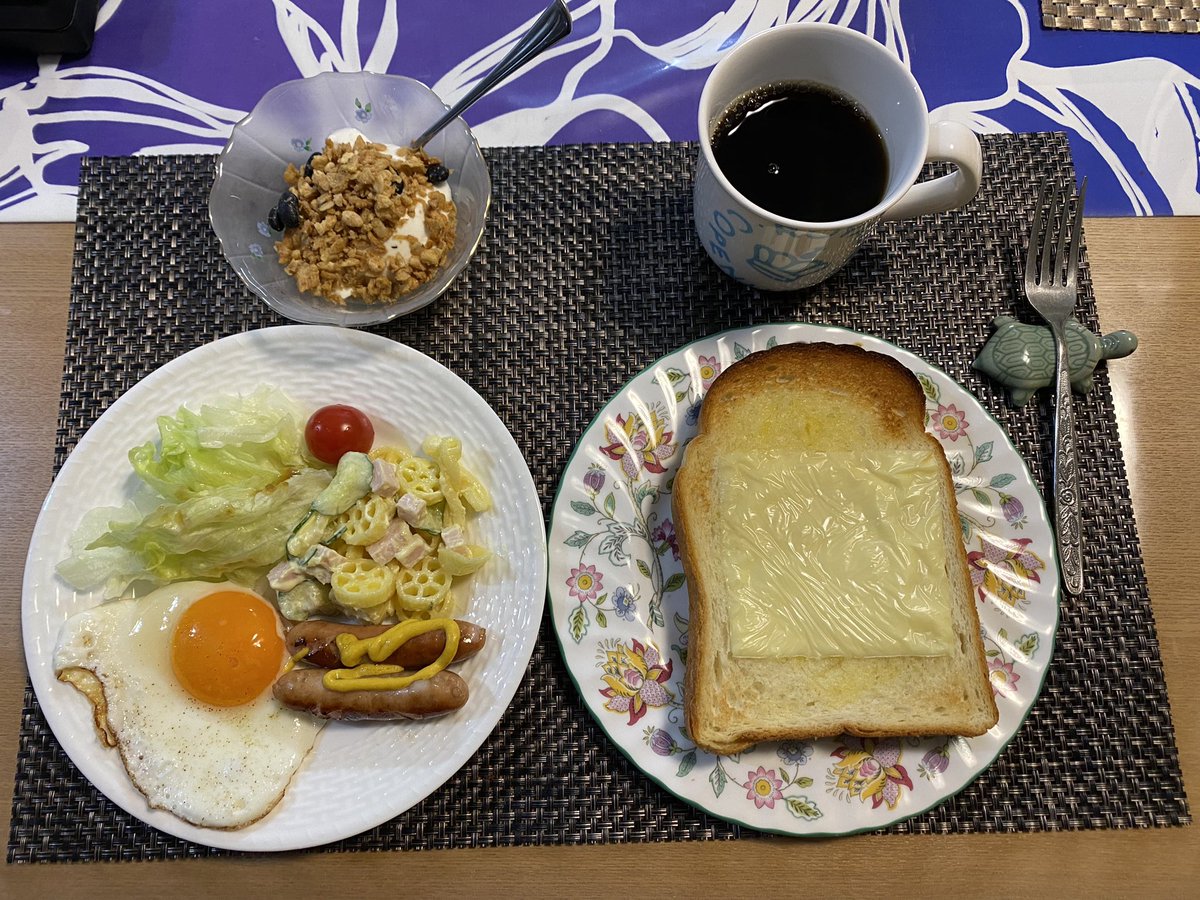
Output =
[
  {"x1": 22, "y1": 326, "x2": 547, "y2": 851},
  {"x1": 548, "y1": 323, "x2": 1059, "y2": 836}
]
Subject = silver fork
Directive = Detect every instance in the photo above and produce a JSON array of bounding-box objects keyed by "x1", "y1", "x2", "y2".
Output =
[{"x1": 1023, "y1": 178, "x2": 1087, "y2": 596}]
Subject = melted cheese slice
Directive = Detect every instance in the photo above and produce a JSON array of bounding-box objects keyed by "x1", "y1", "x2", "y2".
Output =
[{"x1": 715, "y1": 448, "x2": 957, "y2": 659}]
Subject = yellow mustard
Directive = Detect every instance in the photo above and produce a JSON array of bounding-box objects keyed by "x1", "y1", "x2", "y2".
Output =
[
  {"x1": 281, "y1": 646, "x2": 311, "y2": 674},
  {"x1": 321, "y1": 618, "x2": 460, "y2": 692},
  {"x1": 715, "y1": 448, "x2": 957, "y2": 659}
]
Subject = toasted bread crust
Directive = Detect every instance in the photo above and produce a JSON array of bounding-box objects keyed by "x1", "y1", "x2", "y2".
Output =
[
  {"x1": 675, "y1": 458, "x2": 707, "y2": 748},
  {"x1": 675, "y1": 342, "x2": 998, "y2": 755},
  {"x1": 695, "y1": 341, "x2": 926, "y2": 439}
]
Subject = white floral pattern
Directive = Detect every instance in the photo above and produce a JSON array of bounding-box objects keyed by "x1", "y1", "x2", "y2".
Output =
[{"x1": 0, "y1": 0, "x2": 1197, "y2": 219}]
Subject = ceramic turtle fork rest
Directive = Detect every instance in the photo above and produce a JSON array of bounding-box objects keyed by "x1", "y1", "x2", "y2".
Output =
[{"x1": 974, "y1": 315, "x2": 1138, "y2": 407}]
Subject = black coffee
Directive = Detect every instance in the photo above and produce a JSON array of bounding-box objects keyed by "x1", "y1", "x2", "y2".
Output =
[{"x1": 711, "y1": 81, "x2": 889, "y2": 222}]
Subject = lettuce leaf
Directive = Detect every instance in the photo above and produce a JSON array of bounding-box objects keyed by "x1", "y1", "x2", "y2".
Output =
[
  {"x1": 57, "y1": 387, "x2": 330, "y2": 598},
  {"x1": 128, "y1": 385, "x2": 314, "y2": 502}
]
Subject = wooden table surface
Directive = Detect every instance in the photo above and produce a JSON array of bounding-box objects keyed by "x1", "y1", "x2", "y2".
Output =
[{"x1": 0, "y1": 219, "x2": 1195, "y2": 895}]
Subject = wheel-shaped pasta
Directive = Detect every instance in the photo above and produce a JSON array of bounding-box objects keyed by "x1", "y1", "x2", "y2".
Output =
[
  {"x1": 330, "y1": 558, "x2": 396, "y2": 611},
  {"x1": 437, "y1": 543, "x2": 491, "y2": 576},
  {"x1": 396, "y1": 456, "x2": 443, "y2": 504},
  {"x1": 392, "y1": 553, "x2": 452, "y2": 613},
  {"x1": 368, "y1": 445, "x2": 411, "y2": 465},
  {"x1": 340, "y1": 494, "x2": 396, "y2": 546}
]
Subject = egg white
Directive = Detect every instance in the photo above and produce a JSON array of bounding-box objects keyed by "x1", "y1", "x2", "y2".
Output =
[{"x1": 53, "y1": 581, "x2": 324, "y2": 829}]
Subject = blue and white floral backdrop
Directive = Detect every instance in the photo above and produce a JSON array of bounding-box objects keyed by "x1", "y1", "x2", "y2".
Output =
[{"x1": 0, "y1": 0, "x2": 1197, "y2": 220}]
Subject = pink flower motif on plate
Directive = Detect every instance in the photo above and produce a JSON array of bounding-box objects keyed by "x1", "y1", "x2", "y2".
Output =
[
  {"x1": 988, "y1": 657, "x2": 1021, "y2": 698},
  {"x1": 744, "y1": 766, "x2": 784, "y2": 809},
  {"x1": 697, "y1": 355, "x2": 721, "y2": 391},
  {"x1": 931, "y1": 403, "x2": 970, "y2": 441},
  {"x1": 567, "y1": 564, "x2": 602, "y2": 602}
]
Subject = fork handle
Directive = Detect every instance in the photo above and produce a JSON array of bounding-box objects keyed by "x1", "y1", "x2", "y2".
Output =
[{"x1": 1049, "y1": 330, "x2": 1084, "y2": 595}]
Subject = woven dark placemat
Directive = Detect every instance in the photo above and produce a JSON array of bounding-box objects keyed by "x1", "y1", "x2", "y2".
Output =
[
  {"x1": 1042, "y1": 0, "x2": 1200, "y2": 32},
  {"x1": 9, "y1": 134, "x2": 1189, "y2": 862}
]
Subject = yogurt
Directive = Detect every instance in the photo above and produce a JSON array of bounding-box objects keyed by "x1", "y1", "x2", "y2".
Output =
[{"x1": 276, "y1": 126, "x2": 458, "y2": 304}]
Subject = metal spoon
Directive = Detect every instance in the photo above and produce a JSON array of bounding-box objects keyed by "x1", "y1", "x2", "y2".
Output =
[{"x1": 411, "y1": 0, "x2": 573, "y2": 151}]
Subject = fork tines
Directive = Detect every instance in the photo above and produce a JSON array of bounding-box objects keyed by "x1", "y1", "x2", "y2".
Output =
[{"x1": 1026, "y1": 178, "x2": 1088, "y2": 290}]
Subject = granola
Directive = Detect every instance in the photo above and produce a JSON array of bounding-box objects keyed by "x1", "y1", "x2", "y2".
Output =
[{"x1": 273, "y1": 134, "x2": 457, "y2": 304}]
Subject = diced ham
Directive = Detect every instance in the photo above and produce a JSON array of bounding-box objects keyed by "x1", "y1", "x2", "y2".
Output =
[
  {"x1": 370, "y1": 458, "x2": 400, "y2": 497},
  {"x1": 440, "y1": 524, "x2": 466, "y2": 550},
  {"x1": 367, "y1": 518, "x2": 414, "y2": 565},
  {"x1": 306, "y1": 544, "x2": 347, "y2": 569},
  {"x1": 395, "y1": 534, "x2": 429, "y2": 569},
  {"x1": 395, "y1": 491, "x2": 427, "y2": 525},
  {"x1": 302, "y1": 544, "x2": 348, "y2": 583},
  {"x1": 268, "y1": 559, "x2": 308, "y2": 592}
]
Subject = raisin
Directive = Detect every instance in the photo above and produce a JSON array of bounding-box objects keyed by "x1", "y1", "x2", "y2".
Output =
[{"x1": 277, "y1": 190, "x2": 301, "y2": 229}]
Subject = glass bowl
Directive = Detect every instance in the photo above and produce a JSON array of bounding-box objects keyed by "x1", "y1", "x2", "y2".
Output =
[{"x1": 209, "y1": 73, "x2": 491, "y2": 327}]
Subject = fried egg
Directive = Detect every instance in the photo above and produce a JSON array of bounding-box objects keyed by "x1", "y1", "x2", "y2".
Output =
[{"x1": 53, "y1": 582, "x2": 323, "y2": 829}]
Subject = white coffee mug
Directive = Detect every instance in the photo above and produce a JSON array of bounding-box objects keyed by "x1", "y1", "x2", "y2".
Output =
[{"x1": 694, "y1": 23, "x2": 983, "y2": 291}]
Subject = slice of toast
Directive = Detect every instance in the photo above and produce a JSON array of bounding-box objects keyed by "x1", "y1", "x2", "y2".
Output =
[{"x1": 674, "y1": 342, "x2": 998, "y2": 755}]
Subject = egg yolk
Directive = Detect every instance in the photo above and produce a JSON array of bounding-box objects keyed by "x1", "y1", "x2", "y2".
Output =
[{"x1": 171, "y1": 590, "x2": 284, "y2": 707}]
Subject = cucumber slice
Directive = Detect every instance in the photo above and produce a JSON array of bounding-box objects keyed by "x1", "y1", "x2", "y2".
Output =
[
  {"x1": 410, "y1": 503, "x2": 444, "y2": 536},
  {"x1": 286, "y1": 509, "x2": 333, "y2": 560},
  {"x1": 277, "y1": 579, "x2": 337, "y2": 621},
  {"x1": 311, "y1": 451, "x2": 373, "y2": 516},
  {"x1": 286, "y1": 509, "x2": 349, "y2": 560}
]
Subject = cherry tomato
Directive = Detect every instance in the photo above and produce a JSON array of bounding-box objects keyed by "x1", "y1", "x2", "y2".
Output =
[{"x1": 305, "y1": 404, "x2": 374, "y2": 465}]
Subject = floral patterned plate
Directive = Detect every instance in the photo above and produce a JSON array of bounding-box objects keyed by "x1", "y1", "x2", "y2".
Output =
[{"x1": 547, "y1": 323, "x2": 1059, "y2": 836}]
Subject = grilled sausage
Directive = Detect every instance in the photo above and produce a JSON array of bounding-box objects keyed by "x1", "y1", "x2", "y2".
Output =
[
  {"x1": 285, "y1": 619, "x2": 486, "y2": 669},
  {"x1": 273, "y1": 668, "x2": 469, "y2": 720}
]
